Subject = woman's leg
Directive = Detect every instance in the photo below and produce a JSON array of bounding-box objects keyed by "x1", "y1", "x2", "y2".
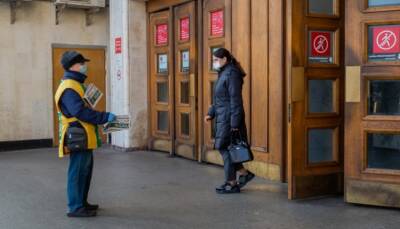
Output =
[
  {"x1": 220, "y1": 149, "x2": 236, "y2": 184},
  {"x1": 234, "y1": 163, "x2": 248, "y2": 176}
]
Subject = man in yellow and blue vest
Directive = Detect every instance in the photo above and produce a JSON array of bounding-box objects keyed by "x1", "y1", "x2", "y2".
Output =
[{"x1": 55, "y1": 51, "x2": 116, "y2": 217}]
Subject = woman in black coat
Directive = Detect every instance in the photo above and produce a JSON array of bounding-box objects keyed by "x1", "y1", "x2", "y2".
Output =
[{"x1": 205, "y1": 48, "x2": 255, "y2": 194}]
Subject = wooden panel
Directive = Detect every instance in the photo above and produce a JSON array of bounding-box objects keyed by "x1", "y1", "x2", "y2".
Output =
[
  {"x1": 232, "y1": 0, "x2": 251, "y2": 143},
  {"x1": 268, "y1": 0, "x2": 284, "y2": 169},
  {"x1": 202, "y1": 0, "x2": 232, "y2": 150},
  {"x1": 174, "y1": 1, "x2": 198, "y2": 160},
  {"x1": 200, "y1": 0, "x2": 285, "y2": 180},
  {"x1": 52, "y1": 47, "x2": 107, "y2": 146},
  {"x1": 346, "y1": 179, "x2": 400, "y2": 208},
  {"x1": 344, "y1": 0, "x2": 400, "y2": 208},
  {"x1": 288, "y1": 0, "x2": 345, "y2": 199},
  {"x1": 149, "y1": 10, "x2": 173, "y2": 152},
  {"x1": 294, "y1": 173, "x2": 343, "y2": 198},
  {"x1": 250, "y1": 0, "x2": 268, "y2": 152}
]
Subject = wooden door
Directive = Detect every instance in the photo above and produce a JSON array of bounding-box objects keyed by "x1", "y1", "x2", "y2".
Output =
[
  {"x1": 52, "y1": 47, "x2": 107, "y2": 146},
  {"x1": 174, "y1": 2, "x2": 198, "y2": 159},
  {"x1": 345, "y1": 0, "x2": 400, "y2": 208},
  {"x1": 287, "y1": 0, "x2": 345, "y2": 199},
  {"x1": 148, "y1": 2, "x2": 198, "y2": 158},
  {"x1": 202, "y1": 0, "x2": 232, "y2": 162},
  {"x1": 149, "y1": 10, "x2": 174, "y2": 152}
]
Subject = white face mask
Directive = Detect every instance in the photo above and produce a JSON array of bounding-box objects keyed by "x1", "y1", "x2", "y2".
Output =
[
  {"x1": 213, "y1": 62, "x2": 221, "y2": 71},
  {"x1": 79, "y1": 64, "x2": 88, "y2": 75}
]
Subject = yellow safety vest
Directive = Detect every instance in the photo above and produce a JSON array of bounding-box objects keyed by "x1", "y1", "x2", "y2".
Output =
[{"x1": 54, "y1": 79, "x2": 101, "y2": 158}]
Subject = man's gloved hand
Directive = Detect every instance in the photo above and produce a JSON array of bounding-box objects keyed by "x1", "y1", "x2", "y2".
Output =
[{"x1": 107, "y1": 113, "x2": 117, "y2": 122}]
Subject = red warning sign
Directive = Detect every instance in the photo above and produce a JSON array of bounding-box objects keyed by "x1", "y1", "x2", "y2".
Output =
[
  {"x1": 156, "y1": 24, "x2": 168, "y2": 45},
  {"x1": 210, "y1": 10, "x2": 224, "y2": 37},
  {"x1": 372, "y1": 26, "x2": 400, "y2": 54},
  {"x1": 311, "y1": 31, "x2": 331, "y2": 57},
  {"x1": 180, "y1": 17, "x2": 190, "y2": 41},
  {"x1": 115, "y1": 37, "x2": 122, "y2": 54}
]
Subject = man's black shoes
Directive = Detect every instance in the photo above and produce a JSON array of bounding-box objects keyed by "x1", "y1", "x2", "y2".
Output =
[
  {"x1": 67, "y1": 207, "x2": 96, "y2": 217},
  {"x1": 84, "y1": 203, "x2": 99, "y2": 211}
]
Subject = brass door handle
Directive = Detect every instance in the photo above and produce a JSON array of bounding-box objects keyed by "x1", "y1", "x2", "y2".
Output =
[{"x1": 190, "y1": 73, "x2": 195, "y2": 97}]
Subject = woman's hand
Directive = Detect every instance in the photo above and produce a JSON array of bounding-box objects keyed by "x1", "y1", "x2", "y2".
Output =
[{"x1": 204, "y1": 115, "x2": 213, "y2": 123}]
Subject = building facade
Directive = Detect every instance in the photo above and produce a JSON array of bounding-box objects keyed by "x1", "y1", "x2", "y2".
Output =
[
  {"x1": 1, "y1": 0, "x2": 400, "y2": 209},
  {"x1": 0, "y1": 0, "x2": 110, "y2": 148}
]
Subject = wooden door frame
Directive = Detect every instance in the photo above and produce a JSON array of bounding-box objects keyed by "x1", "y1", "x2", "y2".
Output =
[
  {"x1": 285, "y1": 0, "x2": 345, "y2": 199},
  {"x1": 196, "y1": 0, "x2": 204, "y2": 162},
  {"x1": 173, "y1": 1, "x2": 199, "y2": 160},
  {"x1": 285, "y1": 0, "x2": 293, "y2": 193},
  {"x1": 51, "y1": 45, "x2": 108, "y2": 146},
  {"x1": 147, "y1": 10, "x2": 175, "y2": 154}
]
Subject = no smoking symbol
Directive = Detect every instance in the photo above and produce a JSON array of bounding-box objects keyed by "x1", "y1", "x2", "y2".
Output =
[
  {"x1": 313, "y1": 35, "x2": 329, "y2": 54},
  {"x1": 376, "y1": 30, "x2": 397, "y2": 51}
]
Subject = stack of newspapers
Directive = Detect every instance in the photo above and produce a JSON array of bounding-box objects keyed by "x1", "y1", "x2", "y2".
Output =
[
  {"x1": 103, "y1": 115, "x2": 131, "y2": 134},
  {"x1": 83, "y1": 83, "x2": 130, "y2": 134}
]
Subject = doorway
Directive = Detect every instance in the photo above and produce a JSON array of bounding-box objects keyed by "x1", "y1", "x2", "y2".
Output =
[
  {"x1": 52, "y1": 47, "x2": 107, "y2": 146},
  {"x1": 148, "y1": 1, "x2": 198, "y2": 160},
  {"x1": 344, "y1": 0, "x2": 400, "y2": 208},
  {"x1": 286, "y1": 0, "x2": 345, "y2": 199}
]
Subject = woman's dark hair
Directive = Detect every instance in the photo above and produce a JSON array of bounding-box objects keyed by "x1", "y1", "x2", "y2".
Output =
[{"x1": 213, "y1": 48, "x2": 246, "y2": 76}]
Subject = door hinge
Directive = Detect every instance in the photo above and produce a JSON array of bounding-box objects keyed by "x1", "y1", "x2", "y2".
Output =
[{"x1": 288, "y1": 103, "x2": 292, "y2": 123}]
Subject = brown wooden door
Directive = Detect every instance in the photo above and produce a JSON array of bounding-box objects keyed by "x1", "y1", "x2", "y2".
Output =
[
  {"x1": 287, "y1": 0, "x2": 345, "y2": 199},
  {"x1": 202, "y1": 0, "x2": 232, "y2": 162},
  {"x1": 345, "y1": 0, "x2": 400, "y2": 208},
  {"x1": 174, "y1": 2, "x2": 198, "y2": 159},
  {"x1": 149, "y1": 2, "x2": 198, "y2": 159},
  {"x1": 149, "y1": 10, "x2": 174, "y2": 152},
  {"x1": 52, "y1": 47, "x2": 107, "y2": 146}
]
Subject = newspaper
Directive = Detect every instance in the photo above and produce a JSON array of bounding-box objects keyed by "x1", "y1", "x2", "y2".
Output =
[
  {"x1": 103, "y1": 115, "x2": 131, "y2": 134},
  {"x1": 84, "y1": 83, "x2": 103, "y2": 108}
]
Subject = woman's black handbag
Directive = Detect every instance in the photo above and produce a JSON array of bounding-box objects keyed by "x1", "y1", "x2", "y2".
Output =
[
  {"x1": 65, "y1": 127, "x2": 88, "y2": 152},
  {"x1": 228, "y1": 131, "x2": 253, "y2": 163}
]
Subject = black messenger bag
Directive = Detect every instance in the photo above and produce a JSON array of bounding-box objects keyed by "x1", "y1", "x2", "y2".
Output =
[{"x1": 65, "y1": 127, "x2": 88, "y2": 152}]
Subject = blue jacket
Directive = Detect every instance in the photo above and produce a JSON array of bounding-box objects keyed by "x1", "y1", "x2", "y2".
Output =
[
  {"x1": 207, "y1": 63, "x2": 247, "y2": 150},
  {"x1": 59, "y1": 71, "x2": 110, "y2": 127}
]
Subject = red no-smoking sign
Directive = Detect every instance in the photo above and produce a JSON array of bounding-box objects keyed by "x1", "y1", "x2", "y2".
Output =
[
  {"x1": 372, "y1": 26, "x2": 400, "y2": 54},
  {"x1": 310, "y1": 31, "x2": 331, "y2": 57}
]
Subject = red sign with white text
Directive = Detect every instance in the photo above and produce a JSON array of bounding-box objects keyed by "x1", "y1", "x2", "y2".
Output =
[
  {"x1": 180, "y1": 17, "x2": 190, "y2": 41},
  {"x1": 156, "y1": 24, "x2": 168, "y2": 45},
  {"x1": 372, "y1": 26, "x2": 400, "y2": 54},
  {"x1": 115, "y1": 37, "x2": 122, "y2": 54},
  {"x1": 210, "y1": 10, "x2": 224, "y2": 37}
]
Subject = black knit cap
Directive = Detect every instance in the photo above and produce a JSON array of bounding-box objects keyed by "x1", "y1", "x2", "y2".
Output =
[{"x1": 61, "y1": 51, "x2": 90, "y2": 70}]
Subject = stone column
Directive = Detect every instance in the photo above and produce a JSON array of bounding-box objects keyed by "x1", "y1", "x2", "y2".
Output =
[{"x1": 109, "y1": 0, "x2": 148, "y2": 150}]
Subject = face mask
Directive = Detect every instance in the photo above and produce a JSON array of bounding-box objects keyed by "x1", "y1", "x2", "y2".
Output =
[
  {"x1": 79, "y1": 64, "x2": 88, "y2": 75},
  {"x1": 213, "y1": 62, "x2": 221, "y2": 71}
]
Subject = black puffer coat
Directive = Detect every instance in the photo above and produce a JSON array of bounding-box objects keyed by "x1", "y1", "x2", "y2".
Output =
[{"x1": 208, "y1": 63, "x2": 247, "y2": 150}]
